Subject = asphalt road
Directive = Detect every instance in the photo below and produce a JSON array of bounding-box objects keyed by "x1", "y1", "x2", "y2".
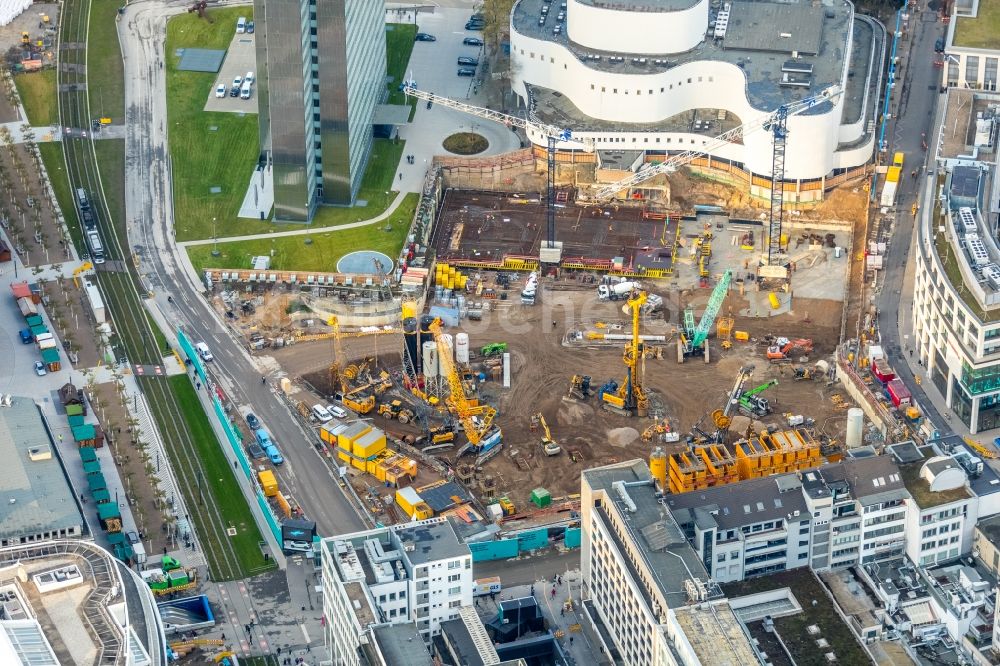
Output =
[
  {"x1": 118, "y1": 0, "x2": 366, "y2": 539},
  {"x1": 874, "y1": 5, "x2": 950, "y2": 434}
]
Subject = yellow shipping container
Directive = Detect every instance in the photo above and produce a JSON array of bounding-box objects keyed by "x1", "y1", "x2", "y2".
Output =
[
  {"x1": 258, "y1": 470, "x2": 279, "y2": 497},
  {"x1": 396, "y1": 486, "x2": 432, "y2": 519},
  {"x1": 351, "y1": 457, "x2": 367, "y2": 471},
  {"x1": 352, "y1": 428, "x2": 386, "y2": 459},
  {"x1": 337, "y1": 450, "x2": 351, "y2": 464}
]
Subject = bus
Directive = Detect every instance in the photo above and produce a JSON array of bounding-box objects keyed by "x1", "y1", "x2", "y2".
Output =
[
  {"x1": 86, "y1": 229, "x2": 105, "y2": 264},
  {"x1": 75, "y1": 188, "x2": 90, "y2": 211}
]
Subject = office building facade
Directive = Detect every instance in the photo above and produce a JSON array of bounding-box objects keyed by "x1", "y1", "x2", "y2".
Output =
[{"x1": 254, "y1": 0, "x2": 386, "y2": 221}]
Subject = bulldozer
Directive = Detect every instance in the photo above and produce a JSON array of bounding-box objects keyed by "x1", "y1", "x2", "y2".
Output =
[{"x1": 377, "y1": 399, "x2": 414, "y2": 424}]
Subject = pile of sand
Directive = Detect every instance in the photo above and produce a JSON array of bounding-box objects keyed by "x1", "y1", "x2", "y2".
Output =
[
  {"x1": 608, "y1": 427, "x2": 641, "y2": 449},
  {"x1": 558, "y1": 399, "x2": 594, "y2": 425}
]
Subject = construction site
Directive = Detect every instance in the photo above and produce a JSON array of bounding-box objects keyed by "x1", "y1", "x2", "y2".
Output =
[{"x1": 198, "y1": 82, "x2": 882, "y2": 523}]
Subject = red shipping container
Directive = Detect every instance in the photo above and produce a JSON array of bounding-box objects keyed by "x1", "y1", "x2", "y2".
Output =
[
  {"x1": 871, "y1": 358, "x2": 895, "y2": 384},
  {"x1": 887, "y1": 379, "x2": 911, "y2": 408}
]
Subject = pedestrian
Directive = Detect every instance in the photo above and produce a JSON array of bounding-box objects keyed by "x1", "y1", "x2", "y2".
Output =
[
  {"x1": 570, "y1": 636, "x2": 574, "y2": 644},
  {"x1": 560, "y1": 608, "x2": 565, "y2": 616},
  {"x1": 261, "y1": 376, "x2": 266, "y2": 384},
  {"x1": 221, "y1": 632, "x2": 225, "y2": 641},
  {"x1": 245, "y1": 624, "x2": 250, "y2": 634},
  {"x1": 399, "y1": 173, "x2": 403, "y2": 181},
  {"x1": 551, "y1": 587, "x2": 556, "y2": 598}
]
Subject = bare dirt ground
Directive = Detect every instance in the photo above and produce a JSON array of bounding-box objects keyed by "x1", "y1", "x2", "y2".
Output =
[
  {"x1": 39, "y1": 278, "x2": 102, "y2": 368},
  {"x1": 263, "y1": 281, "x2": 848, "y2": 508}
]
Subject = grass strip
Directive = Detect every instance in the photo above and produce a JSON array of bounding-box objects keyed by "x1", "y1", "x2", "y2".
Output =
[{"x1": 13, "y1": 70, "x2": 58, "y2": 125}]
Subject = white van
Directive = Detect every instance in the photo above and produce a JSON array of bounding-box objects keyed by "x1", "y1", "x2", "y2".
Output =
[
  {"x1": 329, "y1": 405, "x2": 348, "y2": 419},
  {"x1": 195, "y1": 342, "x2": 214, "y2": 362},
  {"x1": 240, "y1": 81, "x2": 253, "y2": 100},
  {"x1": 311, "y1": 404, "x2": 332, "y2": 423},
  {"x1": 236, "y1": 17, "x2": 246, "y2": 33}
]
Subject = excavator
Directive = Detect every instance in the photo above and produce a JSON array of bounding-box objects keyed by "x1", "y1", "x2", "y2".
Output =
[
  {"x1": 600, "y1": 291, "x2": 649, "y2": 417},
  {"x1": 738, "y1": 379, "x2": 778, "y2": 417},
  {"x1": 535, "y1": 412, "x2": 561, "y2": 456}
]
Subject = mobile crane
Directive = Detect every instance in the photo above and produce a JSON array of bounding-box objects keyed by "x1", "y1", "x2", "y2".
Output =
[
  {"x1": 600, "y1": 291, "x2": 649, "y2": 417},
  {"x1": 595, "y1": 86, "x2": 843, "y2": 272},
  {"x1": 403, "y1": 82, "x2": 591, "y2": 263},
  {"x1": 679, "y1": 269, "x2": 732, "y2": 362},
  {"x1": 429, "y1": 319, "x2": 502, "y2": 455}
]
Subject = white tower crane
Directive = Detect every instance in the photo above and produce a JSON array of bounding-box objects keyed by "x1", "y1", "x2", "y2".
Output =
[{"x1": 403, "y1": 82, "x2": 591, "y2": 263}]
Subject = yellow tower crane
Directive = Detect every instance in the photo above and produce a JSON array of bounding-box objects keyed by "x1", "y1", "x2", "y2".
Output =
[
  {"x1": 600, "y1": 291, "x2": 649, "y2": 417},
  {"x1": 429, "y1": 319, "x2": 502, "y2": 453}
]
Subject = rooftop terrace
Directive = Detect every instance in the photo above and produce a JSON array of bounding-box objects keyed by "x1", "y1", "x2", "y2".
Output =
[
  {"x1": 953, "y1": 0, "x2": 1000, "y2": 50},
  {"x1": 898, "y1": 460, "x2": 971, "y2": 509}
]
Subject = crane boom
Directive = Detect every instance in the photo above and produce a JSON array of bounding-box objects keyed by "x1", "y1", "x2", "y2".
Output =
[
  {"x1": 429, "y1": 319, "x2": 500, "y2": 448},
  {"x1": 691, "y1": 270, "x2": 732, "y2": 348},
  {"x1": 593, "y1": 85, "x2": 843, "y2": 200}
]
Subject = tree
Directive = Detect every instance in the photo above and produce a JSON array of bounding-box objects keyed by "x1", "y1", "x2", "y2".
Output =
[{"x1": 481, "y1": 0, "x2": 516, "y2": 51}]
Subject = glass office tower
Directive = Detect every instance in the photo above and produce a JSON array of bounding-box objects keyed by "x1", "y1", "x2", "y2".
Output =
[{"x1": 255, "y1": 0, "x2": 386, "y2": 221}]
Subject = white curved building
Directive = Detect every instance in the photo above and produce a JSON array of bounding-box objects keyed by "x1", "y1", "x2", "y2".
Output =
[{"x1": 509, "y1": 0, "x2": 885, "y2": 197}]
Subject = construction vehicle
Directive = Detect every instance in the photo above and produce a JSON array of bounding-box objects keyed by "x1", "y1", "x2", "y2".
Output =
[
  {"x1": 142, "y1": 564, "x2": 197, "y2": 595},
  {"x1": 594, "y1": 87, "x2": 842, "y2": 276},
  {"x1": 568, "y1": 374, "x2": 592, "y2": 400},
  {"x1": 431, "y1": 430, "x2": 455, "y2": 444},
  {"x1": 642, "y1": 417, "x2": 679, "y2": 443},
  {"x1": 600, "y1": 291, "x2": 649, "y2": 417},
  {"x1": 679, "y1": 270, "x2": 732, "y2": 362},
  {"x1": 535, "y1": 412, "x2": 562, "y2": 456},
  {"x1": 72, "y1": 261, "x2": 94, "y2": 287},
  {"x1": 378, "y1": 400, "x2": 414, "y2": 424},
  {"x1": 738, "y1": 380, "x2": 778, "y2": 417},
  {"x1": 404, "y1": 83, "x2": 591, "y2": 263},
  {"x1": 328, "y1": 316, "x2": 376, "y2": 414},
  {"x1": 766, "y1": 337, "x2": 813, "y2": 362},
  {"x1": 481, "y1": 342, "x2": 507, "y2": 357},
  {"x1": 597, "y1": 280, "x2": 640, "y2": 301},
  {"x1": 498, "y1": 497, "x2": 516, "y2": 517},
  {"x1": 431, "y1": 319, "x2": 503, "y2": 455},
  {"x1": 965, "y1": 437, "x2": 998, "y2": 460}
]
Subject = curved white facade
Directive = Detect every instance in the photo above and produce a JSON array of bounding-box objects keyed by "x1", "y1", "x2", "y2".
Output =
[
  {"x1": 510, "y1": 0, "x2": 881, "y2": 182},
  {"x1": 567, "y1": 0, "x2": 709, "y2": 55}
]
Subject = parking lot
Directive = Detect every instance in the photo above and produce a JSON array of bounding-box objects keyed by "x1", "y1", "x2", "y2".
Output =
[
  {"x1": 203, "y1": 28, "x2": 258, "y2": 114},
  {"x1": 397, "y1": 7, "x2": 521, "y2": 161}
]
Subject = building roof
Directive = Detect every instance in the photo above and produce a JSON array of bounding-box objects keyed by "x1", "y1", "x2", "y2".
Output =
[
  {"x1": 575, "y1": 0, "x2": 701, "y2": 10},
  {"x1": 371, "y1": 623, "x2": 433, "y2": 666},
  {"x1": 0, "y1": 620, "x2": 59, "y2": 666},
  {"x1": 0, "y1": 398, "x2": 83, "y2": 540},
  {"x1": 722, "y1": 2, "x2": 825, "y2": 55},
  {"x1": 951, "y1": 165, "x2": 982, "y2": 199},
  {"x1": 822, "y1": 455, "x2": 907, "y2": 502},
  {"x1": 672, "y1": 602, "x2": 759, "y2": 665},
  {"x1": 895, "y1": 454, "x2": 972, "y2": 510},
  {"x1": 953, "y1": 0, "x2": 1000, "y2": 50},
  {"x1": 394, "y1": 519, "x2": 468, "y2": 565},
  {"x1": 512, "y1": 0, "x2": 860, "y2": 114},
  {"x1": 666, "y1": 472, "x2": 809, "y2": 530},
  {"x1": 976, "y1": 513, "x2": 1000, "y2": 547},
  {"x1": 419, "y1": 482, "x2": 471, "y2": 513},
  {"x1": 438, "y1": 606, "x2": 500, "y2": 666},
  {"x1": 583, "y1": 460, "x2": 714, "y2": 609}
]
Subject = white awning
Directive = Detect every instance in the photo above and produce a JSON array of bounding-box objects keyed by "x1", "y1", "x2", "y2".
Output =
[{"x1": 903, "y1": 601, "x2": 936, "y2": 626}]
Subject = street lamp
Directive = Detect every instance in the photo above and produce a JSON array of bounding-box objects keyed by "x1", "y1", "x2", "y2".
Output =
[{"x1": 211, "y1": 217, "x2": 220, "y2": 257}]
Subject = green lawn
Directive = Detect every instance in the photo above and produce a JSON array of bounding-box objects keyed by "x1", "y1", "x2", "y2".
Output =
[
  {"x1": 168, "y1": 374, "x2": 276, "y2": 578},
  {"x1": 13, "y1": 70, "x2": 57, "y2": 126},
  {"x1": 954, "y1": 0, "x2": 1000, "y2": 49},
  {"x1": 167, "y1": 8, "x2": 408, "y2": 241},
  {"x1": 166, "y1": 8, "x2": 260, "y2": 241},
  {"x1": 88, "y1": 0, "x2": 125, "y2": 121},
  {"x1": 94, "y1": 140, "x2": 126, "y2": 235},
  {"x1": 187, "y1": 191, "x2": 418, "y2": 272},
  {"x1": 38, "y1": 143, "x2": 83, "y2": 253},
  {"x1": 722, "y1": 570, "x2": 869, "y2": 666},
  {"x1": 385, "y1": 23, "x2": 417, "y2": 117}
]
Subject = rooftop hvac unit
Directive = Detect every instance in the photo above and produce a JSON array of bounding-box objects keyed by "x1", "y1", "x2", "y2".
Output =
[
  {"x1": 958, "y1": 207, "x2": 977, "y2": 234},
  {"x1": 975, "y1": 117, "x2": 994, "y2": 148},
  {"x1": 984, "y1": 264, "x2": 1000, "y2": 290},
  {"x1": 965, "y1": 236, "x2": 990, "y2": 266}
]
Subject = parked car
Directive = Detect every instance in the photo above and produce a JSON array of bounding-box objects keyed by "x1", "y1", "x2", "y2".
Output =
[
  {"x1": 463, "y1": 37, "x2": 483, "y2": 46},
  {"x1": 247, "y1": 20, "x2": 255, "y2": 34},
  {"x1": 329, "y1": 405, "x2": 348, "y2": 419},
  {"x1": 465, "y1": 22, "x2": 484, "y2": 30},
  {"x1": 34, "y1": 361, "x2": 46, "y2": 376},
  {"x1": 245, "y1": 71, "x2": 255, "y2": 84},
  {"x1": 457, "y1": 67, "x2": 476, "y2": 77},
  {"x1": 215, "y1": 83, "x2": 226, "y2": 98},
  {"x1": 457, "y1": 56, "x2": 479, "y2": 66},
  {"x1": 233, "y1": 75, "x2": 243, "y2": 88},
  {"x1": 245, "y1": 413, "x2": 261, "y2": 430},
  {"x1": 414, "y1": 32, "x2": 436, "y2": 42},
  {"x1": 230, "y1": 86, "x2": 240, "y2": 97}
]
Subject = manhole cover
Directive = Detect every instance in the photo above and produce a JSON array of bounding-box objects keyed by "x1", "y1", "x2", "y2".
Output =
[
  {"x1": 209, "y1": 186, "x2": 221, "y2": 194},
  {"x1": 226, "y1": 527, "x2": 238, "y2": 537}
]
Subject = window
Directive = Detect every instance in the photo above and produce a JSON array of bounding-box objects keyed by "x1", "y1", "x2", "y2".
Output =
[
  {"x1": 613, "y1": 89, "x2": 618, "y2": 94},
  {"x1": 601, "y1": 86, "x2": 606, "y2": 92},
  {"x1": 660, "y1": 87, "x2": 664, "y2": 92},
  {"x1": 730, "y1": 551, "x2": 739, "y2": 560},
  {"x1": 378, "y1": 594, "x2": 386, "y2": 603},
  {"x1": 798, "y1": 553, "x2": 808, "y2": 560},
  {"x1": 687, "y1": 78, "x2": 692, "y2": 83},
  {"x1": 448, "y1": 560, "x2": 461, "y2": 569},
  {"x1": 966, "y1": 55, "x2": 980, "y2": 85},
  {"x1": 448, "y1": 586, "x2": 461, "y2": 596},
  {"x1": 717, "y1": 553, "x2": 726, "y2": 562},
  {"x1": 448, "y1": 574, "x2": 460, "y2": 582}
]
